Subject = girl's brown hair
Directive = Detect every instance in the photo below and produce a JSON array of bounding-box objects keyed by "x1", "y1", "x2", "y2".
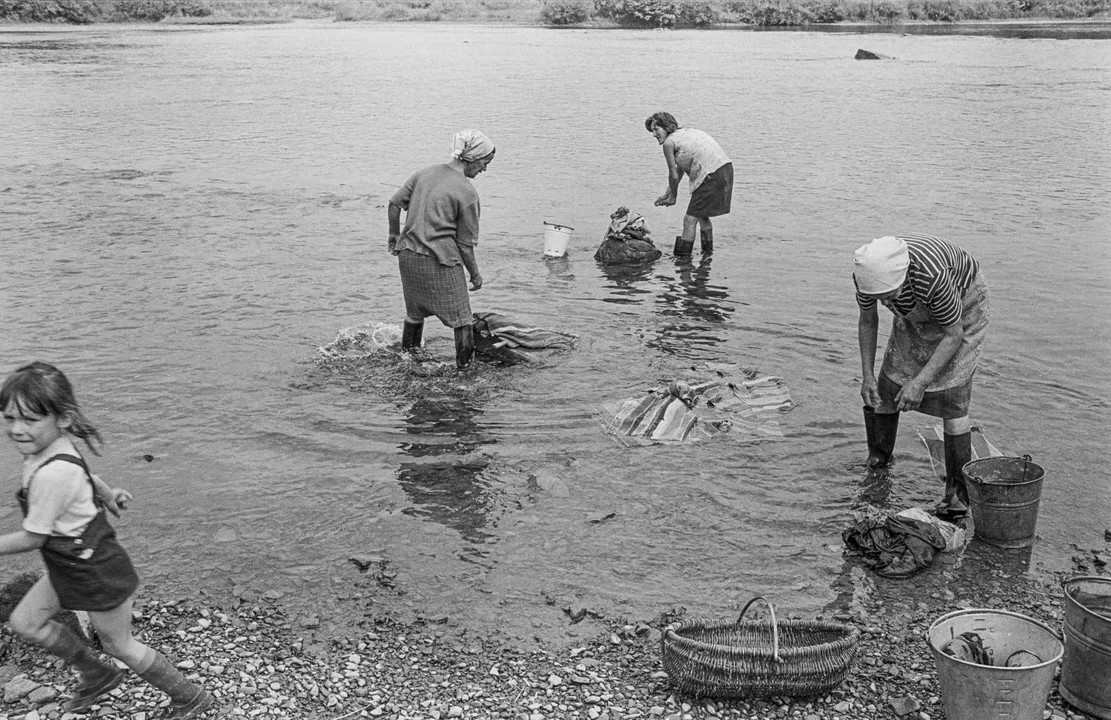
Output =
[{"x1": 1, "y1": 361, "x2": 103, "y2": 455}]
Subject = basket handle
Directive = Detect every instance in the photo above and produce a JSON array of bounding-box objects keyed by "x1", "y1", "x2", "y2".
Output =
[{"x1": 737, "y1": 596, "x2": 780, "y2": 663}]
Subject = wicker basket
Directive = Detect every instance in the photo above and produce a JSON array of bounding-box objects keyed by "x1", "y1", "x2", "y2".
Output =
[{"x1": 661, "y1": 597, "x2": 861, "y2": 698}]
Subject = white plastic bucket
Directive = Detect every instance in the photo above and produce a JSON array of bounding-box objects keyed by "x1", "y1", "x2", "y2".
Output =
[{"x1": 543, "y1": 222, "x2": 573, "y2": 257}]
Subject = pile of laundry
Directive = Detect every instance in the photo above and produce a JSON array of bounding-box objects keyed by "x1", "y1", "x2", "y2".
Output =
[
  {"x1": 472, "y1": 311, "x2": 577, "y2": 364},
  {"x1": 593, "y1": 206, "x2": 663, "y2": 265},
  {"x1": 842, "y1": 506, "x2": 967, "y2": 579},
  {"x1": 599, "y1": 364, "x2": 793, "y2": 446}
]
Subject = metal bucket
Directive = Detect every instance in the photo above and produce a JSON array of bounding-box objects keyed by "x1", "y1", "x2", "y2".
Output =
[
  {"x1": 927, "y1": 609, "x2": 1063, "y2": 720},
  {"x1": 1061, "y1": 576, "x2": 1111, "y2": 719},
  {"x1": 962, "y1": 455, "x2": 1045, "y2": 548}
]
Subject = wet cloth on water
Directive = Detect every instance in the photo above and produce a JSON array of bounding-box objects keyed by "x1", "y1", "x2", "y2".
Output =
[
  {"x1": 599, "y1": 364, "x2": 793, "y2": 446},
  {"x1": 399, "y1": 249, "x2": 472, "y2": 328},
  {"x1": 594, "y1": 207, "x2": 662, "y2": 265},
  {"x1": 842, "y1": 509, "x2": 949, "y2": 578},
  {"x1": 472, "y1": 312, "x2": 577, "y2": 350}
]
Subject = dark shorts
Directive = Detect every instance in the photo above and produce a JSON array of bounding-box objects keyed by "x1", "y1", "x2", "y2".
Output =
[
  {"x1": 877, "y1": 372, "x2": 973, "y2": 419},
  {"x1": 398, "y1": 249, "x2": 472, "y2": 328},
  {"x1": 686, "y1": 162, "x2": 733, "y2": 219}
]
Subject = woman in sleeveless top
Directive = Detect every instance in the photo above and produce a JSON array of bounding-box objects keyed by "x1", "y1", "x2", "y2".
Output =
[{"x1": 645, "y1": 111, "x2": 733, "y2": 258}]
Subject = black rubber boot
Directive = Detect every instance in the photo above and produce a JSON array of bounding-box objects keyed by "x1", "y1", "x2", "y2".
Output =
[
  {"x1": 700, "y1": 227, "x2": 713, "y2": 256},
  {"x1": 454, "y1": 324, "x2": 475, "y2": 369},
  {"x1": 137, "y1": 650, "x2": 213, "y2": 719},
  {"x1": 401, "y1": 320, "x2": 424, "y2": 351},
  {"x1": 40, "y1": 622, "x2": 126, "y2": 713},
  {"x1": 863, "y1": 406, "x2": 899, "y2": 468},
  {"x1": 937, "y1": 431, "x2": 972, "y2": 521},
  {"x1": 673, "y1": 235, "x2": 694, "y2": 257}
]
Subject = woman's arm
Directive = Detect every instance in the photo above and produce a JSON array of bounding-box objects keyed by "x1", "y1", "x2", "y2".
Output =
[
  {"x1": 0, "y1": 529, "x2": 46, "y2": 556},
  {"x1": 655, "y1": 140, "x2": 682, "y2": 206},
  {"x1": 387, "y1": 201, "x2": 403, "y2": 255},
  {"x1": 459, "y1": 246, "x2": 483, "y2": 290},
  {"x1": 858, "y1": 305, "x2": 882, "y2": 407}
]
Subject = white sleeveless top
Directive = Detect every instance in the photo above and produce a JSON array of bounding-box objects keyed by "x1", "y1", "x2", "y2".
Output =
[{"x1": 669, "y1": 128, "x2": 731, "y2": 192}]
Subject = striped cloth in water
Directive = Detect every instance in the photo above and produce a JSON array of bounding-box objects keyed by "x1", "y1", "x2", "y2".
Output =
[{"x1": 601, "y1": 367, "x2": 793, "y2": 446}]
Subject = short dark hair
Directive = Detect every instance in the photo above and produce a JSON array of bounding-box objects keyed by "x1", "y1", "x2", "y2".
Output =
[{"x1": 645, "y1": 111, "x2": 678, "y2": 135}]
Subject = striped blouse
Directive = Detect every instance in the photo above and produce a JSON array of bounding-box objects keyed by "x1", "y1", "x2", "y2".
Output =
[{"x1": 856, "y1": 233, "x2": 980, "y2": 327}]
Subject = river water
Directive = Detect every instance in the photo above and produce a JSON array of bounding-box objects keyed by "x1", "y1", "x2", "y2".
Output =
[{"x1": 1, "y1": 21, "x2": 1108, "y2": 644}]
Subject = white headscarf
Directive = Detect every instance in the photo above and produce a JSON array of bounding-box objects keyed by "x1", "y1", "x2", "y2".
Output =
[
  {"x1": 853, "y1": 236, "x2": 909, "y2": 294},
  {"x1": 451, "y1": 129, "x2": 495, "y2": 163}
]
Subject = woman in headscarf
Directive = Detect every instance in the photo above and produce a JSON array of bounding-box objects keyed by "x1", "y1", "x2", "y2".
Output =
[
  {"x1": 645, "y1": 111, "x2": 733, "y2": 258},
  {"x1": 854, "y1": 233, "x2": 989, "y2": 520},
  {"x1": 387, "y1": 129, "x2": 495, "y2": 369}
]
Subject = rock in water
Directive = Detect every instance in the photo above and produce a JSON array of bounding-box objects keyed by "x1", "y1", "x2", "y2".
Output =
[{"x1": 855, "y1": 48, "x2": 893, "y2": 60}]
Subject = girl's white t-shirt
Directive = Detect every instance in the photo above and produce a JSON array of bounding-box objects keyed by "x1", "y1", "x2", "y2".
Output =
[{"x1": 22, "y1": 437, "x2": 97, "y2": 538}]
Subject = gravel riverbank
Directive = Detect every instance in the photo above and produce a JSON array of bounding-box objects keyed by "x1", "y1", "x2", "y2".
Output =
[{"x1": 1, "y1": 540, "x2": 1106, "y2": 720}]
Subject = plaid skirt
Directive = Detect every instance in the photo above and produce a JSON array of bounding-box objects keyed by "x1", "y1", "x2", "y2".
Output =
[
  {"x1": 686, "y1": 162, "x2": 733, "y2": 218},
  {"x1": 877, "y1": 273, "x2": 989, "y2": 419},
  {"x1": 398, "y1": 250, "x2": 472, "y2": 328}
]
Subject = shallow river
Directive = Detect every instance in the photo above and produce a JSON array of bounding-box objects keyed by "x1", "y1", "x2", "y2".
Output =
[{"x1": 1, "y1": 21, "x2": 1109, "y2": 644}]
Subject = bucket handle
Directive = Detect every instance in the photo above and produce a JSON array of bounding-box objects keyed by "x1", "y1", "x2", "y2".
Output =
[
  {"x1": 737, "y1": 596, "x2": 780, "y2": 663},
  {"x1": 967, "y1": 453, "x2": 1035, "y2": 485}
]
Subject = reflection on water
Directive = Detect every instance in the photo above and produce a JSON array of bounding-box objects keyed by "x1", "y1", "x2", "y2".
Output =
[
  {"x1": 649, "y1": 257, "x2": 738, "y2": 358},
  {"x1": 396, "y1": 397, "x2": 498, "y2": 559},
  {"x1": 753, "y1": 21, "x2": 1111, "y2": 40},
  {"x1": 597, "y1": 261, "x2": 657, "y2": 305}
]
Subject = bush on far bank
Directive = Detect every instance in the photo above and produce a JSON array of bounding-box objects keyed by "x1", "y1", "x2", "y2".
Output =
[
  {"x1": 0, "y1": 0, "x2": 212, "y2": 22},
  {"x1": 542, "y1": 0, "x2": 1110, "y2": 25}
]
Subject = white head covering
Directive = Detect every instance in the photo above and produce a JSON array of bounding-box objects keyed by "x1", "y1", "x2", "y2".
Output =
[
  {"x1": 450, "y1": 129, "x2": 495, "y2": 163},
  {"x1": 854, "y1": 236, "x2": 909, "y2": 294}
]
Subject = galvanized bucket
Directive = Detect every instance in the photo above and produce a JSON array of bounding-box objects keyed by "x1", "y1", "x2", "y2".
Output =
[
  {"x1": 927, "y1": 608, "x2": 1062, "y2": 720},
  {"x1": 1061, "y1": 576, "x2": 1111, "y2": 719},
  {"x1": 962, "y1": 455, "x2": 1045, "y2": 548}
]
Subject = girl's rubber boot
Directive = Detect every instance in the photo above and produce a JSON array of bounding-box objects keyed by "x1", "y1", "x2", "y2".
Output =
[
  {"x1": 700, "y1": 228, "x2": 713, "y2": 256},
  {"x1": 137, "y1": 651, "x2": 213, "y2": 719},
  {"x1": 401, "y1": 320, "x2": 424, "y2": 351},
  {"x1": 41, "y1": 622, "x2": 126, "y2": 713},
  {"x1": 454, "y1": 324, "x2": 475, "y2": 369},
  {"x1": 863, "y1": 406, "x2": 899, "y2": 468},
  {"x1": 673, "y1": 235, "x2": 694, "y2": 257},
  {"x1": 936, "y1": 431, "x2": 972, "y2": 521}
]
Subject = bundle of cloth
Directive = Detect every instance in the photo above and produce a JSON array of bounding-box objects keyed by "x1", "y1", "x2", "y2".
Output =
[
  {"x1": 594, "y1": 206, "x2": 663, "y2": 265},
  {"x1": 472, "y1": 311, "x2": 577, "y2": 364},
  {"x1": 599, "y1": 364, "x2": 792, "y2": 445},
  {"x1": 842, "y1": 506, "x2": 966, "y2": 578}
]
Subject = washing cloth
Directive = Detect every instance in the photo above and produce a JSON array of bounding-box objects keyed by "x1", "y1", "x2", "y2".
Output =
[
  {"x1": 599, "y1": 364, "x2": 792, "y2": 446},
  {"x1": 471, "y1": 312, "x2": 577, "y2": 350},
  {"x1": 842, "y1": 509, "x2": 949, "y2": 578},
  {"x1": 594, "y1": 206, "x2": 662, "y2": 265}
]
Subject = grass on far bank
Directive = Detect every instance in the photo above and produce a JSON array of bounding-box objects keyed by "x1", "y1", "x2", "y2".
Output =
[{"x1": 0, "y1": 0, "x2": 1108, "y2": 26}]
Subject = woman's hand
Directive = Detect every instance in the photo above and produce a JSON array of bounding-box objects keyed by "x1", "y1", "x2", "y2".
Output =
[
  {"x1": 470, "y1": 273, "x2": 483, "y2": 291},
  {"x1": 388, "y1": 233, "x2": 400, "y2": 256},
  {"x1": 654, "y1": 192, "x2": 676, "y2": 207},
  {"x1": 895, "y1": 378, "x2": 926, "y2": 412},
  {"x1": 860, "y1": 375, "x2": 881, "y2": 408}
]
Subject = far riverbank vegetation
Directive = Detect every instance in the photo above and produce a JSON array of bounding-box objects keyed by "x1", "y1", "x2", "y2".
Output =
[{"x1": 1, "y1": 0, "x2": 1108, "y2": 28}]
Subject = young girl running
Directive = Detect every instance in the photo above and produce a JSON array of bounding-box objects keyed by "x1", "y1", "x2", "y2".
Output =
[{"x1": 0, "y1": 361, "x2": 212, "y2": 718}]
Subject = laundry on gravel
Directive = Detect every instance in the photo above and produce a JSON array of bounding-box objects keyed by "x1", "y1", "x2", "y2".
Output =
[
  {"x1": 594, "y1": 206, "x2": 663, "y2": 265},
  {"x1": 842, "y1": 505, "x2": 965, "y2": 579},
  {"x1": 599, "y1": 364, "x2": 792, "y2": 446}
]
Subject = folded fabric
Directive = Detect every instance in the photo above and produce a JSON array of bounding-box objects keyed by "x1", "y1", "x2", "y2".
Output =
[{"x1": 600, "y1": 366, "x2": 792, "y2": 446}]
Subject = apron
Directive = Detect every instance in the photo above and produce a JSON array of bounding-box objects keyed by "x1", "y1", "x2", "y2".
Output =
[
  {"x1": 18, "y1": 454, "x2": 139, "y2": 612},
  {"x1": 878, "y1": 273, "x2": 989, "y2": 418}
]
